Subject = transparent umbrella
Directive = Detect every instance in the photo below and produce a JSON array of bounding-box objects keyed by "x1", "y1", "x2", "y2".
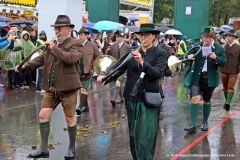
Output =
[{"x1": 165, "y1": 29, "x2": 182, "y2": 35}]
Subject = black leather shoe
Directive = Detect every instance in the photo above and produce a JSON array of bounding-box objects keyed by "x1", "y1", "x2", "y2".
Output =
[
  {"x1": 184, "y1": 125, "x2": 196, "y2": 133},
  {"x1": 201, "y1": 123, "x2": 208, "y2": 131},
  {"x1": 116, "y1": 99, "x2": 124, "y2": 104},
  {"x1": 110, "y1": 100, "x2": 116, "y2": 107},
  {"x1": 76, "y1": 108, "x2": 81, "y2": 115},
  {"x1": 80, "y1": 106, "x2": 89, "y2": 112},
  {"x1": 225, "y1": 103, "x2": 230, "y2": 111},
  {"x1": 10, "y1": 85, "x2": 15, "y2": 89},
  {"x1": 223, "y1": 102, "x2": 226, "y2": 109},
  {"x1": 64, "y1": 148, "x2": 75, "y2": 160},
  {"x1": 28, "y1": 149, "x2": 49, "y2": 158},
  {"x1": 14, "y1": 85, "x2": 19, "y2": 89}
]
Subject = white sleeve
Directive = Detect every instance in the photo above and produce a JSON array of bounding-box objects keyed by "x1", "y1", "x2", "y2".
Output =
[{"x1": 96, "y1": 39, "x2": 104, "y2": 49}]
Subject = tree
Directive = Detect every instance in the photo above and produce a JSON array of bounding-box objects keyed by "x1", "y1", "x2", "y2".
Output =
[
  {"x1": 210, "y1": 0, "x2": 240, "y2": 26},
  {"x1": 120, "y1": 0, "x2": 240, "y2": 27},
  {"x1": 153, "y1": 0, "x2": 174, "y2": 24},
  {"x1": 120, "y1": 0, "x2": 174, "y2": 24}
]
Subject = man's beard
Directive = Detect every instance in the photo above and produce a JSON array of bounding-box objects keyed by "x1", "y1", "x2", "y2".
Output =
[{"x1": 57, "y1": 35, "x2": 65, "y2": 44}]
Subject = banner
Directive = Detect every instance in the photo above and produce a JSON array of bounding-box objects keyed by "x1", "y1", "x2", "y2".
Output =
[
  {"x1": 125, "y1": 0, "x2": 153, "y2": 7},
  {"x1": 3, "y1": 0, "x2": 36, "y2": 6}
]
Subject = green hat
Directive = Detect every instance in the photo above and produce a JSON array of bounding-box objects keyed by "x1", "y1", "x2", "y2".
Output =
[
  {"x1": 135, "y1": 23, "x2": 160, "y2": 34},
  {"x1": 114, "y1": 30, "x2": 124, "y2": 37},
  {"x1": 200, "y1": 26, "x2": 215, "y2": 37},
  {"x1": 226, "y1": 29, "x2": 236, "y2": 37}
]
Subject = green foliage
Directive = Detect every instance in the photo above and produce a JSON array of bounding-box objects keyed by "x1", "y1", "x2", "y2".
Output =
[
  {"x1": 210, "y1": 0, "x2": 240, "y2": 26},
  {"x1": 120, "y1": 0, "x2": 175, "y2": 24},
  {"x1": 153, "y1": 0, "x2": 174, "y2": 24},
  {"x1": 120, "y1": 0, "x2": 240, "y2": 27}
]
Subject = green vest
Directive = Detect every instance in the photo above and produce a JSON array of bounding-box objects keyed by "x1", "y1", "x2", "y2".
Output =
[
  {"x1": 49, "y1": 65, "x2": 56, "y2": 86},
  {"x1": 49, "y1": 37, "x2": 71, "y2": 86},
  {"x1": 178, "y1": 40, "x2": 187, "y2": 55}
]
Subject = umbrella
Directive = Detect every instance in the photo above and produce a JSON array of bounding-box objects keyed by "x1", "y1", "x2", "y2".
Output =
[
  {"x1": 10, "y1": 19, "x2": 31, "y2": 25},
  {"x1": 83, "y1": 22, "x2": 95, "y2": 28},
  {"x1": 128, "y1": 17, "x2": 139, "y2": 21},
  {"x1": 114, "y1": 22, "x2": 125, "y2": 28},
  {"x1": 165, "y1": 29, "x2": 182, "y2": 35},
  {"x1": 93, "y1": 20, "x2": 118, "y2": 31},
  {"x1": 214, "y1": 27, "x2": 225, "y2": 34},
  {"x1": 220, "y1": 25, "x2": 230, "y2": 30},
  {"x1": 127, "y1": 26, "x2": 139, "y2": 32},
  {"x1": 220, "y1": 25, "x2": 231, "y2": 33},
  {"x1": 0, "y1": 22, "x2": 9, "y2": 28},
  {"x1": 82, "y1": 22, "x2": 99, "y2": 34},
  {"x1": 236, "y1": 30, "x2": 240, "y2": 38},
  {"x1": 87, "y1": 27, "x2": 99, "y2": 34},
  {"x1": 27, "y1": 20, "x2": 37, "y2": 25},
  {"x1": 155, "y1": 26, "x2": 169, "y2": 33},
  {"x1": 0, "y1": 15, "x2": 11, "y2": 22},
  {"x1": 119, "y1": 16, "x2": 128, "y2": 25}
]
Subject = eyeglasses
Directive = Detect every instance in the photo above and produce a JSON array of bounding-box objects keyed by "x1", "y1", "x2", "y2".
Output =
[
  {"x1": 53, "y1": 27, "x2": 62, "y2": 32},
  {"x1": 139, "y1": 33, "x2": 151, "y2": 38}
]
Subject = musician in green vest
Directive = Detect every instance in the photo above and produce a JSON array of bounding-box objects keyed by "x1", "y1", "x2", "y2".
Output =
[{"x1": 184, "y1": 26, "x2": 226, "y2": 133}]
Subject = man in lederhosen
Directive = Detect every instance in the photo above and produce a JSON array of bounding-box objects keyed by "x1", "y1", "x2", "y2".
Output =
[
  {"x1": 184, "y1": 26, "x2": 226, "y2": 133},
  {"x1": 219, "y1": 29, "x2": 240, "y2": 111},
  {"x1": 107, "y1": 30, "x2": 130, "y2": 106},
  {"x1": 15, "y1": 15, "x2": 82, "y2": 159},
  {"x1": 76, "y1": 27, "x2": 101, "y2": 115}
]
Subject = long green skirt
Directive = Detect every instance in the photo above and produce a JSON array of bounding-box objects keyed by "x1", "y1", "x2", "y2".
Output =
[{"x1": 125, "y1": 100, "x2": 160, "y2": 160}]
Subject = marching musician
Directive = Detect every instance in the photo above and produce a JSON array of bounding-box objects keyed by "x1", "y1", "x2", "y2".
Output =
[
  {"x1": 107, "y1": 30, "x2": 130, "y2": 106},
  {"x1": 76, "y1": 27, "x2": 101, "y2": 114},
  {"x1": 15, "y1": 15, "x2": 83, "y2": 159},
  {"x1": 219, "y1": 29, "x2": 240, "y2": 111},
  {"x1": 97, "y1": 23, "x2": 166, "y2": 160},
  {"x1": 184, "y1": 26, "x2": 226, "y2": 133}
]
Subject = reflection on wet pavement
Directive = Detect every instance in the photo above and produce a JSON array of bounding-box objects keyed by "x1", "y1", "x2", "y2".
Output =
[{"x1": 0, "y1": 72, "x2": 240, "y2": 159}]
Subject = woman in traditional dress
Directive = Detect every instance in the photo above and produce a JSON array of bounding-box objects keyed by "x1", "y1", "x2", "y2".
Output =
[{"x1": 97, "y1": 23, "x2": 166, "y2": 160}]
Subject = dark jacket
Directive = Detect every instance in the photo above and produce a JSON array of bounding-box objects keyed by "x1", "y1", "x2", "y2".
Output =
[
  {"x1": 219, "y1": 43, "x2": 240, "y2": 74},
  {"x1": 24, "y1": 37, "x2": 83, "y2": 92},
  {"x1": 105, "y1": 46, "x2": 166, "y2": 101},
  {"x1": 186, "y1": 42, "x2": 226, "y2": 87}
]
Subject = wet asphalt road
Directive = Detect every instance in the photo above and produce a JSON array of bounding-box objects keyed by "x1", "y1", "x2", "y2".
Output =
[{"x1": 0, "y1": 70, "x2": 240, "y2": 160}]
